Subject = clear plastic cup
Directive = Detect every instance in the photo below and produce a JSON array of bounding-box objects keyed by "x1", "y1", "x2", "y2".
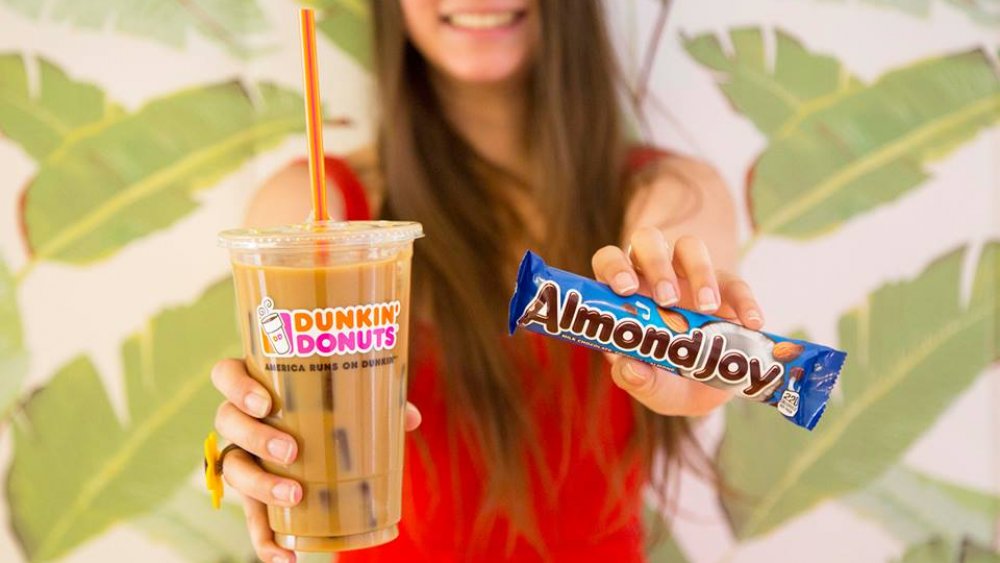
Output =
[{"x1": 219, "y1": 221, "x2": 423, "y2": 551}]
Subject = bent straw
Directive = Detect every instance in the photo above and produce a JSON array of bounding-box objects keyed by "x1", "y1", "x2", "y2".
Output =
[{"x1": 300, "y1": 8, "x2": 328, "y2": 222}]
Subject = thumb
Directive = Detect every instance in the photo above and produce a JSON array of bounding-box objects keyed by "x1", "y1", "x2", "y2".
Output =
[
  {"x1": 609, "y1": 357, "x2": 660, "y2": 400},
  {"x1": 404, "y1": 402, "x2": 422, "y2": 432}
]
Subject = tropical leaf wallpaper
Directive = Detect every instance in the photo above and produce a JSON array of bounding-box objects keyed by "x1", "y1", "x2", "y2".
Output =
[
  {"x1": 0, "y1": 0, "x2": 995, "y2": 562},
  {"x1": 0, "y1": 0, "x2": 272, "y2": 58},
  {"x1": 685, "y1": 31, "x2": 998, "y2": 239}
]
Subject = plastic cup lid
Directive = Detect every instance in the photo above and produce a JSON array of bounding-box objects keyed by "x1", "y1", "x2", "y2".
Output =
[{"x1": 218, "y1": 221, "x2": 423, "y2": 250}]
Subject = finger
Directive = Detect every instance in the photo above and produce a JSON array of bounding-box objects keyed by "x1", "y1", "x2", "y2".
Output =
[
  {"x1": 211, "y1": 359, "x2": 272, "y2": 418},
  {"x1": 215, "y1": 402, "x2": 298, "y2": 465},
  {"x1": 629, "y1": 226, "x2": 679, "y2": 307},
  {"x1": 673, "y1": 236, "x2": 720, "y2": 313},
  {"x1": 591, "y1": 245, "x2": 639, "y2": 295},
  {"x1": 243, "y1": 494, "x2": 297, "y2": 563},
  {"x1": 719, "y1": 272, "x2": 765, "y2": 330},
  {"x1": 224, "y1": 448, "x2": 302, "y2": 507},
  {"x1": 609, "y1": 356, "x2": 731, "y2": 417},
  {"x1": 404, "y1": 402, "x2": 422, "y2": 432},
  {"x1": 609, "y1": 357, "x2": 662, "y2": 406}
]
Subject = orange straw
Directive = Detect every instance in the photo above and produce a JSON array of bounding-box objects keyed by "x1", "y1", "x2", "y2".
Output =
[{"x1": 300, "y1": 8, "x2": 328, "y2": 222}]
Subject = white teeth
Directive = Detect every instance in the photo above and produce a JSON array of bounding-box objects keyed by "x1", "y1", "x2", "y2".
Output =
[{"x1": 447, "y1": 11, "x2": 517, "y2": 29}]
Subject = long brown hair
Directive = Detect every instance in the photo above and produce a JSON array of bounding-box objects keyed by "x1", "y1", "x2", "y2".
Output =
[{"x1": 372, "y1": 0, "x2": 704, "y2": 552}]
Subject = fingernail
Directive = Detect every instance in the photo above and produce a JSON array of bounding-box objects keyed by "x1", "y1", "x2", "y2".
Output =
[
  {"x1": 271, "y1": 482, "x2": 299, "y2": 504},
  {"x1": 272, "y1": 555, "x2": 290, "y2": 563},
  {"x1": 613, "y1": 272, "x2": 638, "y2": 293},
  {"x1": 620, "y1": 362, "x2": 651, "y2": 387},
  {"x1": 267, "y1": 439, "x2": 294, "y2": 464},
  {"x1": 654, "y1": 281, "x2": 678, "y2": 306},
  {"x1": 745, "y1": 309, "x2": 764, "y2": 325},
  {"x1": 697, "y1": 287, "x2": 719, "y2": 312},
  {"x1": 244, "y1": 392, "x2": 269, "y2": 417}
]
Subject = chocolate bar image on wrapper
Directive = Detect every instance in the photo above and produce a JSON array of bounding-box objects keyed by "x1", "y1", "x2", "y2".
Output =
[{"x1": 507, "y1": 251, "x2": 846, "y2": 430}]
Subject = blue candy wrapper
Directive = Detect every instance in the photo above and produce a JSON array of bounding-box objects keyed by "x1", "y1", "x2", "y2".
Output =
[{"x1": 508, "y1": 251, "x2": 845, "y2": 430}]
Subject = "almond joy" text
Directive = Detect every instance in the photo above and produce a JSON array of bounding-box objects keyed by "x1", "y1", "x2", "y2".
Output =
[{"x1": 517, "y1": 283, "x2": 782, "y2": 398}]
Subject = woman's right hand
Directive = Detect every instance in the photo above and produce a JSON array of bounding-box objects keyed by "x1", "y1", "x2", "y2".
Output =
[{"x1": 211, "y1": 359, "x2": 423, "y2": 563}]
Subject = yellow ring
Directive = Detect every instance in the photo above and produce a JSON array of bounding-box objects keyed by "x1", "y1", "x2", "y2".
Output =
[{"x1": 203, "y1": 433, "x2": 241, "y2": 509}]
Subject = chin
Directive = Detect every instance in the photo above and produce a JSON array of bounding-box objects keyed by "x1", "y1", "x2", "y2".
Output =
[
  {"x1": 440, "y1": 53, "x2": 532, "y2": 85},
  {"x1": 401, "y1": 1, "x2": 540, "y2": 87}
]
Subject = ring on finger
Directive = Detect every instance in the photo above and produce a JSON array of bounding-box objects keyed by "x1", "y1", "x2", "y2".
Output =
[
  {"x1": 214, "y1": 444, "x2": 242, "y2": 474},
  {"x1": 204, "y1": 432, "x2": 244, "y2": 509}
]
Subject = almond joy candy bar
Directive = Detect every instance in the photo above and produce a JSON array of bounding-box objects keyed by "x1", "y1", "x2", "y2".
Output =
[{"x1": 507, "y1": 251, "x2": 846, "y2": 430}]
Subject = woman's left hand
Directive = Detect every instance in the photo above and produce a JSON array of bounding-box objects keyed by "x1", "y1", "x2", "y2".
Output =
[{"x1": 590, "y1": 226, "x2": 765, "y2": 417}]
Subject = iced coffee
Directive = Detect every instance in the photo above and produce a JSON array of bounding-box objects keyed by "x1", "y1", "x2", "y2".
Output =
[{"x1": 219, "y1": 221, "x2": 422, "y2": 551}]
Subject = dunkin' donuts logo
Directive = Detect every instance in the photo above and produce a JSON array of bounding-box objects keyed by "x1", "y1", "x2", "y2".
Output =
[{"x1": 256, "y1": 297, "x2": 400, "y2": 358}]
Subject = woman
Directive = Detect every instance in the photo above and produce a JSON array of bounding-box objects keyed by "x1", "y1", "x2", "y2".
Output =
[{"x1": 212, "y1": 1, "x2": 764, "y2": 561}]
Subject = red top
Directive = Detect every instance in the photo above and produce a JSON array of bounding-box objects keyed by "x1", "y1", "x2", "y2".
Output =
[{"x1": 323, "y1": 150, "x2": 667, "y2": 562}]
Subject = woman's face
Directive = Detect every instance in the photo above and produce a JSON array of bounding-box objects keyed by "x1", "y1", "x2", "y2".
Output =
[{"x1": 399, "y1": 0, "x2": 539, "y2": 85}]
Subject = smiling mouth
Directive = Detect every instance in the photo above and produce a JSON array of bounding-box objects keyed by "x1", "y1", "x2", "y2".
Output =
[{"x1": 442, "y1": 10, "x2": 527, "y2": 30}]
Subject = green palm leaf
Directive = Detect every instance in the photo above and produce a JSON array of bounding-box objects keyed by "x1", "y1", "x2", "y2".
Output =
[
  {"x1": 864, "y1": 0, "x2": 933, "y2": 16},
  {"x1": 302, "y1": 0, "x2": 372, "y2": 69},
  {"x1": 963, "y1": 542, "x2": 1000, "y2": 562},
  {"x1": 6, "y1": 279, "x2": 240, "y2": 562},
  {"x1": 134, "y1": 483, "x2": 255, "y2": 563},
  {"x1": 0, "y1": 257, "x2": 27, "y2": 423},
  {"x1": 684, "y1": 29, "x2": 862, "y2": 137},
  {"x1": 943, "y1": 0, "x2": 1000, "y2": 26},
  {"x1": 751, "y1": 50, "x2": 999, "y2": 238},
  {"x1": 847, "y1": 466, "x2": 998, "y2": 547},
  {"x1": 686, "y1": 30, "x2": 1000, "y2": 238},
  {"x1": 1, "y1": 0, "x2": 270, "y2": 59},
  {"x1": 898, "y1": 537, "x2": 1000, "y2": 562},
  {"x1": 898, "y1": 538, "x2": 961, "y2": 562},
  {"x1": 0, "y1": 53, "x2": 122, "y2": 161},
  {"x1": 719, "y1": 242, "x2": 1000, "y2": 539},
  {"x1": 643, "y1": 503, "x2": 690, "y2": 563},
  {"x1": 20, "y1": 78, "x2": 303, "y2": 265}
]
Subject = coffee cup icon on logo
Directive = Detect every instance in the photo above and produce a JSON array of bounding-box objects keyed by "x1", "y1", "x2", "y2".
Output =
[{"x1": 261, "y1": 312, "x2": 291, "y2": 355}]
